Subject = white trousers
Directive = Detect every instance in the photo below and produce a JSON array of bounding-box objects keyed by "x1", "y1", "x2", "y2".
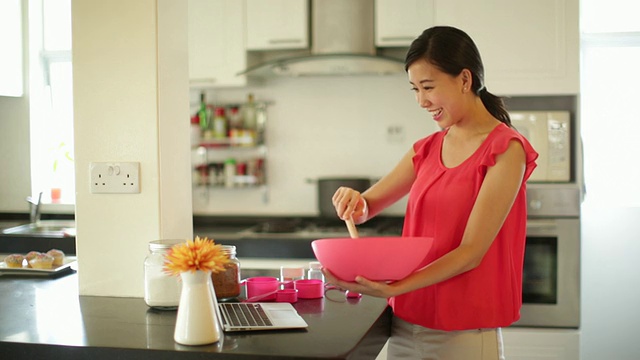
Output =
[{"x1": 386, "y1": 316, "x2": 505, "y2": 360}]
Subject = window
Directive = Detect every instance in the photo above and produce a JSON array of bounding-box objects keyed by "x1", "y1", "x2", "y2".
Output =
[
  {"x1": 28, "y1": 0, "x2": 74, "y2": 204},
  {"x1": 580, "y1": 0, "x2": 640, "y2": 207}
]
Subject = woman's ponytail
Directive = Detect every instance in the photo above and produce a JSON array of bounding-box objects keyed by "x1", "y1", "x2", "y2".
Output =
[{"x1": 478, "y1": 88, "x2": 512, "y2": 127}]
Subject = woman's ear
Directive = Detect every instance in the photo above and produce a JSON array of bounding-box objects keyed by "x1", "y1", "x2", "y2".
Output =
[{"x1": 460, "y1": 69, "x2": 473, "y2": 93}]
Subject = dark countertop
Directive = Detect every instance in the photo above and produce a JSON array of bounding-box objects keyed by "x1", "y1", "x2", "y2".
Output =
[{"x1": 0, "y1": 271, "x2": 391, "y2": 359}]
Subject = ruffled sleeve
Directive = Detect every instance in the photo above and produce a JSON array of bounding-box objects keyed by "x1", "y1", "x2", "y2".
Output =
[
  {"x1": 412, "y1": 130, "x2": 443, "y2": 168},
  {"x1": 480, "y1": 125, "x2": 539, "y2": 182}
]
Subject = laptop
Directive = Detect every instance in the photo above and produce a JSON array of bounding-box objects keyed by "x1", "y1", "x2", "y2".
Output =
[{"x1": 216, "y1": 302, "x2": 308, "y2": 332}]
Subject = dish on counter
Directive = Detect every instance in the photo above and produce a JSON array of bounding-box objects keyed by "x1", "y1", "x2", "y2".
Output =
[{"x1": 0, "y1": 257, "x2": 76, "y2": 276}]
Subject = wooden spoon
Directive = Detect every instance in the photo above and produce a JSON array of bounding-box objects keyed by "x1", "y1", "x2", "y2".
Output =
[
  {"x1": 345, "y1": 217, "x2": 359, "y2": 238},
  {"x1": 345, "y1": 217, "x2": 363, "y2": 296}
]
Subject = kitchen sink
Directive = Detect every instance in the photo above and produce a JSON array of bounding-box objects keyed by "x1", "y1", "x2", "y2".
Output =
[{"x1": 1, "y1": 220, "x2": 76, "y2": 237}]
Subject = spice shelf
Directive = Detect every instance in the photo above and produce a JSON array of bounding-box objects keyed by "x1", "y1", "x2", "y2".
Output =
[{"x1": 191, "y1": 97, "x2": 269, "y2": 203}]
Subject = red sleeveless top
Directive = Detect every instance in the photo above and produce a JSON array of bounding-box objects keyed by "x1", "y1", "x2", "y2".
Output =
[{"x1": 389, "y1": 123, "x2": 538, "y2": 330}]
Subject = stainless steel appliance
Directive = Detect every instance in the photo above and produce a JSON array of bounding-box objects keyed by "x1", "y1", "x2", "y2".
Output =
[
  {"x1": 241, "y1": 217, "x2": 402, "y2": 239},
  {"x1": 510, "y1": 111, "x2": 572, "y2": 182},
  {"x1": 239, "y1": 0, "x2": 405, "y2": 77},
  {"x1": 514, "y1": 184, "x2": 581, "y2": 328}
]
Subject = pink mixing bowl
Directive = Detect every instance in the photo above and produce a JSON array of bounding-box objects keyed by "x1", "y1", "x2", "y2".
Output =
[{"x1": 311, "y1": 237, "x2": 434, "y2": 282}]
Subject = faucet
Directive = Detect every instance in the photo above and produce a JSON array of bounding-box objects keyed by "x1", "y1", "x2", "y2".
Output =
[{"x1": 26, "y1": 192, "x2": 43, "y2": 224}]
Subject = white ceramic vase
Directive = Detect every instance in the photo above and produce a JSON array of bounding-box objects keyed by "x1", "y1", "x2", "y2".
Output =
[{"x1": 174, "y1": 270, "x2": 220, "y2": 345}]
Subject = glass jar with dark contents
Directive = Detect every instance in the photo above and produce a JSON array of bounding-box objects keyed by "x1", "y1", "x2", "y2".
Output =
[{"x1": 212, "y1": 245, "x2": 241, "y2": 301}]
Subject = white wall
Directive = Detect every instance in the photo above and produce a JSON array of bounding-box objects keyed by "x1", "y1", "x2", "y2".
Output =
[
  {"x1": 72, "y1": 0, "x2": 192, "y2": 297},
  {"x1": 0, "y1": 96, "x2": 31, "y2": 212},
  {"x1": 192, "y1": 75, "x2": 437, "y2": 216},
  {"x1": 0, "y1": 0, "x2": 31, "y2": 213}
]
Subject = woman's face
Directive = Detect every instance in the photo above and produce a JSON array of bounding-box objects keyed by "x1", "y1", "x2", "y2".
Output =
[{"x1": 407, "y1": 59, "x2": 468, "y2": 128}]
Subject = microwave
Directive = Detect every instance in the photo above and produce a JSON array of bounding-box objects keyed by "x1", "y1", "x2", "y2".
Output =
[{"x1": 510, "y1": 111, "x2": 571, "y2": 182}]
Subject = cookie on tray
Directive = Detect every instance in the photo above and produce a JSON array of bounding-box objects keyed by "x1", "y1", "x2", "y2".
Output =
[
  {"x1": 4, "y1": 254, "x2": 25, "y2": 268},
  {"x1": 25, "y1": 251, "x2": 42, "y2": 268},
  {"x1": 46, "y1": 249, "x2": 65, "y2": 267},
  {"x1": 28, "y1": 253, "x2": 54, "y2": 269}
]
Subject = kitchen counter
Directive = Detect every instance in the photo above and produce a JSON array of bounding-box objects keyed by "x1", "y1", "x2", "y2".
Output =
[{"x1": 0, "y1": 271, "x2": 391, "y2": 359}]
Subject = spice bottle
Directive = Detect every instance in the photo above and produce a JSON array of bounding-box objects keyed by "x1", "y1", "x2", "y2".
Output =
[
  {"x1": 211, "y1": 245, "x2": 241, "y2": 301},
  {"x1": 228, "y1": 106, "x2": 243, "y2": 146},
  {"x1": 241, "y1": 93, "x2": 257, "y2": 146},
  {"x1": 224, "y1": 158, "x2": 236, "y2": 188},
  {"x1": 198, "y1": 92, "x2": 209, "y2": 133},
  {"x1": 190, "y1": 114, "x2": 201, "y2": 148},
  {"x1": 307, "y1": 261, "x2": 324, "y2": 282},
  {"x1": 212, "y1": 106, "x2": 227, "y2": 140},
  {"x1": 228, "y1": 106, "x2": 243, "y2": 130},
  {"x1": 144, "y1": 239, "x2": 183, "y2": 309}
]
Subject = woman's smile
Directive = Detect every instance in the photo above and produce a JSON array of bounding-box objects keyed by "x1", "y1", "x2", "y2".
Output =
[{"x1": 429, "y1": 108, "x2": 443, "y2": 121}]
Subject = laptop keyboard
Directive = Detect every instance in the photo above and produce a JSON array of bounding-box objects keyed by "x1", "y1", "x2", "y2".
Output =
[{"x1": 221, "y1": 303, "x2": 273, "y2": 327}]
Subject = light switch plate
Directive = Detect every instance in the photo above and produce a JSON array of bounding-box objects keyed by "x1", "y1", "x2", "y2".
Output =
[
  {"x1": 386, "y1": 125, "x2": 405, "y2": 143},
  {"x1": 90, "y1": 162, "x2": 140, "y2": 194}
]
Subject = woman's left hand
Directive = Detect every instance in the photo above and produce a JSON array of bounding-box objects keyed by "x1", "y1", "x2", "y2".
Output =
[{"x1": 322, "y1": 267, "x2": 396, "y2": 298}]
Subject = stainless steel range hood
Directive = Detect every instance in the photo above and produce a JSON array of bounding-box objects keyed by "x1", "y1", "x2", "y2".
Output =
[{"x1": 238, "y1": 0, "x2": 406, "y2": 78}]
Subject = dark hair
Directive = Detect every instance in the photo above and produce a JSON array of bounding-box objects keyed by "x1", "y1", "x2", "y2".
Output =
[{"x1": 405, "y1": 26, "x2": 511, "y2": 127}]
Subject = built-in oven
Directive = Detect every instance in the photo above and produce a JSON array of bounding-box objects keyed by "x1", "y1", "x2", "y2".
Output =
[{"x1": 513, "y1": 185, "x2": 581, "y2": 328}]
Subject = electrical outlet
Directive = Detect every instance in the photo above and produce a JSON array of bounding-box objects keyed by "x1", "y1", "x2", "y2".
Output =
[{"x1": 90, "y1": 162, "x2": 140, "y2": 194}]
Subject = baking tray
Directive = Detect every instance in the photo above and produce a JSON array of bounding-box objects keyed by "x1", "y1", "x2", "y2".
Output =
[{"x1": 0, "y1": 257, "x2": 76, "y2": 276}]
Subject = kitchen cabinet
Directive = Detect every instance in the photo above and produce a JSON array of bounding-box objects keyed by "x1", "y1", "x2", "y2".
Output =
[
  {"x1": 245, "y1": 0, "x2": 309, "y2": 50},
  {"x1": 374, "y1": 0, "x2": 434, "y2": 47},
  {"x1": 502, "y1": 327, "x2": 579, "y2": 360},
  {"x1": 188, "y1": 0, "x2": 246, "y2": 87},
  {"x1": 434, "y1": 0, "x2": 579, "y2": 95}
]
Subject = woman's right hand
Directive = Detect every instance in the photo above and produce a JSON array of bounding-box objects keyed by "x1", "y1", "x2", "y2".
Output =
[{"x1": 332, "y1": 187, "x2": 368, "y2": 222}]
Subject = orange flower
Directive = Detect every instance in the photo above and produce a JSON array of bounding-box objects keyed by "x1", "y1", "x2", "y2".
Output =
[{"x1": 163, "y1": 236, "x2": 230, "y2": 276}]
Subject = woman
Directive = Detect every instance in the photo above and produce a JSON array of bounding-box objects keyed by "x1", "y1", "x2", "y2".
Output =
[{"x1": 327, "y1": 26, "x2": 538, "y2": 359}]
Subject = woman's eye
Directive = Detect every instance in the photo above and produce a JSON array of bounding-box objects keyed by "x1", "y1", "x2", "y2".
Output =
[{"x1": 410, "y1": 87, "x2": 418, "y2": 92}]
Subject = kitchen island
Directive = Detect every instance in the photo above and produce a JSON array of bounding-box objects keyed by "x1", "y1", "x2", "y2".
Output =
[{"x1": 0, "y1": 270, "x2": 391, "y2": 359}]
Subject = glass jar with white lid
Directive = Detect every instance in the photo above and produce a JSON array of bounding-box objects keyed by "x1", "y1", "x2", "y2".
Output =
[{"x1": 144, "y1": 239, "x2": 183, "y2": 309}]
